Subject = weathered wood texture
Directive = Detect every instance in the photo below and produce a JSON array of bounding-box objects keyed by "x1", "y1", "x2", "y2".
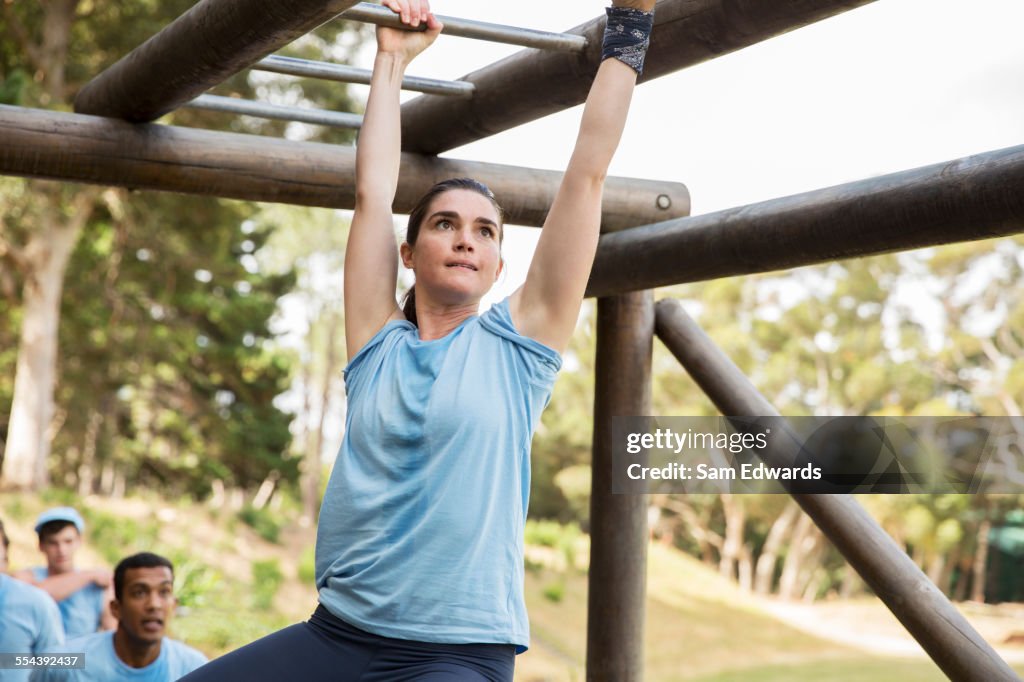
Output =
[
  {"x1": 400, "y1": 0, "x2": 877, "y2": 154},
  {"x1": 587, "y1": 144, "x2": 1024, "y2": 297},
  {"x1": 74, "y1": 0, "x2": 363, "y2": 122},
  {"x1": 654, "y1": 298, "x2": 1021, "y2": 682},
  {"x1": 589, "y1": 292, "x2": 654, "y2": 682},
  {"x1": 0, "y1": 105, "x2": 688, "y2": 229}
]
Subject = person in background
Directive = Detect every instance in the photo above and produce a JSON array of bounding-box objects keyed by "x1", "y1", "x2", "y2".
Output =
[
  {"x1": 14, "y1": 507, "x2": 115, "y2": 638},
  {"x1": 32, "y1": 552, "x2": 207, "y2": 682},
  {"x1": 0, "y1": 516, "x2": 66, "y2": 682}
]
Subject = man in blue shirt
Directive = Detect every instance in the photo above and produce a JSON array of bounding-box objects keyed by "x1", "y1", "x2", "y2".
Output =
[
  {"x1": 32, "y1": 552, "x2": 207, "y2": 681},
  {"x1": 13, "y1": 508, "x2": 115, "y2": 638},
  {"x1": 0, "y1": 517, "x2": 66, "y2": 682}
]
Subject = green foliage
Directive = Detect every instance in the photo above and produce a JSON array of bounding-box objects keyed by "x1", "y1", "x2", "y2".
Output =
[
  {"x1": 553, "y1": 465, "x2": 591, "y2": 528},
  {"x1": 297, "y1": 545, "x2": 317, "y2": 584},
  {"x1": 0, "y1": 0, "x2": 367, "y2": 497},
  {"x1": 173, "y1": 608, "x2": 292, "y2": 654},
  {"x1": 81, "y1": 509, "x2": 159, "y2": 566},
  {"x1": 525, "y1": 519, "x2": 565, "y2": 548},
  {"x1": 167, "y1": 551, "x2": 222, "y2": 610},
  {"x1": 541, "y1": 580, "x2": 565, "y2": 603},
  {"x1": 43, "y1": 190, "x2": 302, "y2": 497},
  {"x1": 0, "y1": 68, "x2": 29, "y2": 105},
  {"x1": 530, "y1": 305, "x2": 598, "y2": 522},
  {"x1": 39, "y1": 488, "x2": 78, "y2": 507},
  {"x1": 2, "y1": 497, "x2": 28, "y2": 522},
  {"x1": 238, "y1": 505, "x2": 283, "y2": 544},
  {"x1": 525, "y1": 520, "x2": 582, "y2": 573},
  {"x1": 250, "y1": 559, "x2": 284, "y2": 611}
]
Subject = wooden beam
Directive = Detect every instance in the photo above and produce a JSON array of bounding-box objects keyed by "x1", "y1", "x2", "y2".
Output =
[
  {"x1": 586, "y1": 143, "x2": 1024, "y2": 298},
  {"x1": 0, "y1": 105, "x2": 688, "y2": 230},
  {"x1": 588, "y1": 292, "x2": 653, "y2": 681},
  {"x1": 400, "y1": 0, "x2": 877, "y2": 154},
  {"x1": 74, "y1": 0, "x2": 363, "y2": 122},
  {"x1": 654, "y1": 298, "x2": 1021, "y2": 682}
]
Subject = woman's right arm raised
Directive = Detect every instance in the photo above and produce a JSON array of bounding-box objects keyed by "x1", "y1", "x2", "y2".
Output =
[{"x1": 345, "y1": 0, "x2": 441, "y2": 360}]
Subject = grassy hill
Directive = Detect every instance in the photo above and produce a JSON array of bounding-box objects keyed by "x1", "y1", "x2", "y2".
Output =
[{"x1": 3, "y1": 491, "x2": 1021, "y2": 681}]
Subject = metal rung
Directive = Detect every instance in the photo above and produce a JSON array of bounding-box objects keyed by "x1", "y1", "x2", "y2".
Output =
[
  {"x1": 340, "y1": 3, "x2": 588, "y2": 53},
  {"x1": 184, "y1": 94, "x2": 362, "y2": 129},
  {"x1": 255, "y1": 55, "x2": 474, "y2": 98}
]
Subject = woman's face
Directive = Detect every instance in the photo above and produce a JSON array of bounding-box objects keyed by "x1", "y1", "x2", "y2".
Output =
[{"x1": 401, "y1": 189, "x2": 503, "y2": 305}]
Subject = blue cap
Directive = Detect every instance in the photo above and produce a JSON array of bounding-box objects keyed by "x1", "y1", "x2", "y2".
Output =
[{"x1": 34, "y1": 507, "x2": 85, "y2": 534}]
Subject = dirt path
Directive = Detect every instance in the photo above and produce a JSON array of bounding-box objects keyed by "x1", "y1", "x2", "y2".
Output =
[{"x1": 752, "y1": 596, "x2": 1024, "y2": 664}]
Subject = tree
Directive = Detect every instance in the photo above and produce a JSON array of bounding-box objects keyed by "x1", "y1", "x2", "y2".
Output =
[
  {"x1": 645, "y1": 240, "x2": 1021, "y2": 600},
  {"x1": 1, "y1": 0, "x2": 104, "y2": 488},
  {"x1": 0, "y1": 0, "x2": 364, "y2": 492},
  {"x1": 251, "y1": 203, "x2": 351, "y2": 521}
]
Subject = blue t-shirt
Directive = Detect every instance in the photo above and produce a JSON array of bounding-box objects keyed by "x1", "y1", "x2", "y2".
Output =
[
  {"x1": 32, "y1": 631, "x2": 207, "y2": 681},
  {"x1": 316, "y1": 297, "x2": 561, "y2": 654},
  {"x1": 0, "y1": 574, "x2": 66, "y2": 682},
  {"x1": 30, "y1": 568, "x2": 106, "y2": 639}
]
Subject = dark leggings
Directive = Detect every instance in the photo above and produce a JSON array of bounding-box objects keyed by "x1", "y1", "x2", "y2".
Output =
[{"x1": 178, "y1": 604, "x2": 516, "y2": 682}]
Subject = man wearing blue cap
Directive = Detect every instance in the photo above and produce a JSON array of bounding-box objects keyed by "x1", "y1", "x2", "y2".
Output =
[
  {"x1": 0, "y1": 517, "x2": 66, "y2": 682},
  {"x1": 13, "y1": 507, "x2": 116, "y2": 638}
]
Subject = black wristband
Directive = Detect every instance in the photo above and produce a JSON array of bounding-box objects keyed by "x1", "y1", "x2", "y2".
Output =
[{"x1": 601, "y1": 6, "x2": 655, "y2": 76}]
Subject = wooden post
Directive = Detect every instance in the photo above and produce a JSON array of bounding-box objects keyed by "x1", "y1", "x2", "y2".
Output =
[
  {"x1": 588, "y1": 291, "x2": 654, "y2": 681},
  {"x1": 586, "y1": 143, "x2": 1024, "y2": 297},
  {"x1": 74, "y1": 0, "x2": 363, "y2": 121},
  {"x1": 0, "y1": 105, "x2": 688, "y2": 230},
  {"x1": 400, "y1": 0, "x2": 878, "y2": 154},
  {"x1": 653, "y1": 298, "x2": 1021, "y2": 682}
]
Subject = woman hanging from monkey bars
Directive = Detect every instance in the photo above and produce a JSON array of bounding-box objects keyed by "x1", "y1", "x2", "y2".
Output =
[{"x1": 182, "y1": 0, "x2": 657, "y2": 679}]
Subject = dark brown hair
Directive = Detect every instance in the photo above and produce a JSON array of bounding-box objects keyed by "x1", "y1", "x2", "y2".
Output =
[
  {"x1": 114, "y1": 552, "x2": 174, "y2": 600},
  {"x1": 401, "y1": 178, "x2": 504, "y2": 326},
  {"x1": 37, "y1": 520, "x2": 78, "y2": 542}
]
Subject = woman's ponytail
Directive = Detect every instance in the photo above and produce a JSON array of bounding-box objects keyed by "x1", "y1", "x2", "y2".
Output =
[{"x1": 401, "y1": 285, "x2": 417, "y2": 326}]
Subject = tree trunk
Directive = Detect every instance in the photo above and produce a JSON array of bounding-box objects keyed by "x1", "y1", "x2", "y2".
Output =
[
  {"x1": 112, "y1": 470, "x2": 126, "y2": 499},
  {"x1": 660, "y1": 496, "x2": 722, "y2": 565},
  {"x1": 76, "y1": 407, "x2": 103, "y2": 496},
  {"x1": 719, "y1": 493, "x2": 745, "y2": 582},
  {"x1": 252, "y1": 471, "x2": 279, "y2": 510},
  {"x1": 926, "y1": 552, "x2": 947, "y2": 589},
  {"x1": 99, "y1": 458, "x2": 114, "y2": 495},
  {"x1": 302, "y1": 308, "x2": 340, "y2": 523},
  {"x1": 753, "y1": 500, "x2": 800, "y2": 594},
  {"x1": 208, "y1": 479, "x2": 226, "y2": 509},
  {"x1": 971, "y1": 519, "x2": 991, "y2": 603},
  {"x1": 3, "y1": 189, "x2": 95, "y2": 489},
  {"x1": 839, "y1": 565, "x2": 862, "y2": 598},
  {"x1": 779, "y1": 511, "x2": 817, "y2": 600},
  {"x1": 37, "y1": 0, "x2": 79, "y2": 104},
  {"x1": 796, "y1": 538, "x2": 825, "y2": 601},
  {"x1": 802, "y1": 564, "x2": 828, "y2": 603},
  {"x1": 0, "y1": 0, "x2": 85, "y2": 489},
  {"x1": 937, "y1": 547, "x2": 957, "y2": 598},
  {"x1": 298, "y1": 349, "x2": 315, "y2": 520},
  {"x1": 737, "y1": 543, "x2": 754, "y2": 593}
]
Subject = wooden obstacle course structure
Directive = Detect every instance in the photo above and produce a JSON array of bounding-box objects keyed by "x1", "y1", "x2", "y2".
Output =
[
  {"x1": 3, "y1": 1, "x2": 1024, "y2": 679},
  {"x1": 655, "y1": 299, "x2": 1020, "y2": 681},
  {"x1": 0, "y1": 105, "x2": 687, "y2": 230},
  {"x1": 586, "y1": 143, "x2": 1024, "y2": 297}
]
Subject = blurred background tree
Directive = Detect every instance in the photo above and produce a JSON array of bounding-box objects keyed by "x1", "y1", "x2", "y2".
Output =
[{"x1": 0, "y1": 0, "x2": 364, "y2": 509}]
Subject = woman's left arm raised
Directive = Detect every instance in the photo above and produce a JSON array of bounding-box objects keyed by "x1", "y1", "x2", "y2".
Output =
[{"x1": 511, "y1": 0, "x2": 656, "y2": 355}]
